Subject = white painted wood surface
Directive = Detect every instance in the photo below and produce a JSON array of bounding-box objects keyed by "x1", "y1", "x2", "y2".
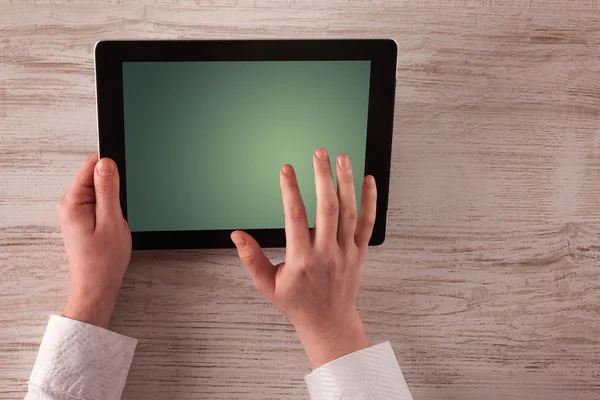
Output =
[{"x1": 1, "y1": 1, "x2": 600, "y2": 399}]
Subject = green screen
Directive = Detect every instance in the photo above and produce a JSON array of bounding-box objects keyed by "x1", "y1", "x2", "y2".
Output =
[{"x1": 122, "y1": 61, "x2": 371, "y2": 232}]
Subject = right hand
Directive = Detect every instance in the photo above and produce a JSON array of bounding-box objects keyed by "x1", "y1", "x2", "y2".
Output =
[{"x1": 231, "y1": 148, "x2": 378, "y2": 369}]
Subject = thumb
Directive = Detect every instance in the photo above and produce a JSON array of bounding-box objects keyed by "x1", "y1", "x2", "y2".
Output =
[
  {"x1": 94, "y1": 158, "x2": 123, "y2": 227},
  {"x1": 231, "y1": 231, "x2": 276, "y2": 297}
]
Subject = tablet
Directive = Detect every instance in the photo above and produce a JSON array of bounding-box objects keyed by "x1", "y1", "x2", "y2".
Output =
[{"x1": 95, "y1": 39, "x2": 397, "y2": 250}]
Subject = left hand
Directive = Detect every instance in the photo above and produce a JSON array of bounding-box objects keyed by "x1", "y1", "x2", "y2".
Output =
[{"x1": 58, "y1": 154, "x2": 132, "y2": 328}]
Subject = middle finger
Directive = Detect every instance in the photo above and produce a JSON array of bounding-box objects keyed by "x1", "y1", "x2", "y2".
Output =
[{"x1": 313, "y1": 148, "x2": 339, "y2": 245}]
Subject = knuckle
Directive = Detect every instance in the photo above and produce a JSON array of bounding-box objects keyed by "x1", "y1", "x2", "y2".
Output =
[
  {"x1": 318, "y1": 162, "x2": 332, "y2": 173},
  {"x1": 95, "y1": 183, "x2": 114, "y2": 195},
  {"x1": 365, "y1": 185, "x2": 377, "y2": 198},
  {"x1": 97, "y1": 219, "x2": 124, "y2": 236},
  {"x1": 57, "y1": 196, "x2": 71, "y2": 218},
  {"x1": 362, "y1": 215, "x2": 376, "y2": 227},
  {"x1": 341, "y1": 173, "x2": 354, "y2": 184},
  {"x1": 344, "y1": 210, "x2": 358, "y2": 221},
  {"x1": 297, "y1": 254, "x2": 314, "y2": 272},
  {"x1": 284, "y1": 177, "x2": 299, "y2": 189},
  {"x1": 56, "y1": 198, "x2": 65, "y2": 215},
  {"x1": 322, "y1": 201, "x2": 339, "y2": 217},
  {"x1": 322, "y1": 252, "x2": 338, "y2": 269},
  {"x1": 325, "y1": 251, "x2": 338, "y2": 267},
  {"x1": 240, "y1": 251, "x2": 257, "y2": 266},
  {"x1": 288, "y1": 206, "x2": 306, "y2": 222}
]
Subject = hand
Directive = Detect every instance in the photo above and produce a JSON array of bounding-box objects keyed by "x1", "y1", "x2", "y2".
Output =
[
  {"x1": 58, "y1": 155, "x2": 131, "y2": 329},
  {"x1": 231, "y1": 148, "x2": 377, "y2": 369}
]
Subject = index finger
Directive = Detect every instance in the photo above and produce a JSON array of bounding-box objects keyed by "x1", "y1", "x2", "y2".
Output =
[
  {"x1": 313, "y1": 148, "x2": 339, "y2": 245},
  {"x1": 64, "y1": 154, "x2": 98, "y2": 205},
  {"x1": 280, "y1": 164, "x2": 311, "y2": 254}
]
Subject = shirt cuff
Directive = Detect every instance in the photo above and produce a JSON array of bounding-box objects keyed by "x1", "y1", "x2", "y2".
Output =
[
  {"x1": 29, "y1": 315, "x2": 138, "y2": 400},
  {"x1": 305, "y1": 342, "x2": 413, "y2": 400}
]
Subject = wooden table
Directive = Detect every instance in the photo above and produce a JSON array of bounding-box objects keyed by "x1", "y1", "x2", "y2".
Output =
[{"x1": 2, "y1": 1, "x2": 599, "y2": 399}]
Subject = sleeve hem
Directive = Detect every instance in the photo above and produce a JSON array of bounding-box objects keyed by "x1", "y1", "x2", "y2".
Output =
[
  {"x1": 27, "y1": 381, "x2": 86, "y2": 400},
  {"x1": 305, "y1": 342, "x2": 413, "y2": 400},
  {"x1": 28, "y1": 315, "x2": 138, "y2": 400}
]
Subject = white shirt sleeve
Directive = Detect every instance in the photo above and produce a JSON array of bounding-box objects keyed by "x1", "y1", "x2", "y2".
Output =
[
  {"x1": 26, "y1": 315, "x2": 137, "y2": 400},
  {"x1": 27, "y1": 316, "x2": 411, "y2": 400},
  {"x1": 305, "y1": 342, "x2": 413, "y2": 400}
]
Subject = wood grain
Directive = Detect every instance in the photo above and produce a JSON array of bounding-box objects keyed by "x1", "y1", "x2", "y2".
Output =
[{"x1": 2, "y1": 1, "x2": 600, "y2": 399}]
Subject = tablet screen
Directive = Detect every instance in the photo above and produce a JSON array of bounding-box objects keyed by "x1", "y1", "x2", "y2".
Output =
[{"x1": 122, "y1": 61, "x2": 371, "y2": 232}]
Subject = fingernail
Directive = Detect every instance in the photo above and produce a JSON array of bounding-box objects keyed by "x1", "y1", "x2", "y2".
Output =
[
  {"x1": 231, "y1": 235, "x2": 246, "y2": 246},
  {"x1": 281, "y1": 164, "x2": 293, "y2": 176},
  {"x1": 337, "y1": 154, "x2": 350, "y2": 169},
  {"x1": 366, "y1": 176, "x2": 375, "y2": 188},
  {"x1": 315, "y1": 148, "x2": 328, "y2": 161},
  {"x1": 97, "y1": 158, "x2": 115, "y2": 177}
]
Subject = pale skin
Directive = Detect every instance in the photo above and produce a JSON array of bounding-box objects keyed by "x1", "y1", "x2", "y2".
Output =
[{"x1": 59, "y1": 148, "x2": 377, "y2": 369}]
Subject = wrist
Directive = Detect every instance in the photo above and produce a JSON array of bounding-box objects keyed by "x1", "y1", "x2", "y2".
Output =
[
  {"x1": 295, "y1": 314, "x2": 369, "y2": 370},
  {"x1": 62, "y1": 287, "x2": 119, "y2": 329}
]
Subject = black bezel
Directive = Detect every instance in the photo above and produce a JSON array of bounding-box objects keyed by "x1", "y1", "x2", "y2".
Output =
[{"x1": 95, "y1": 39, "x2": 397, "y2": 250}]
